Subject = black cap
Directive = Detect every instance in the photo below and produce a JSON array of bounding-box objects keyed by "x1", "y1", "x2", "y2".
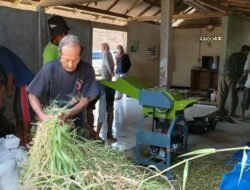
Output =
[
  {"x1": 241, "y1": 45, "x2": 250, "y2": 52},
  {"x1": 48, "y1": 16, "x2": 70, "y2": 37}
]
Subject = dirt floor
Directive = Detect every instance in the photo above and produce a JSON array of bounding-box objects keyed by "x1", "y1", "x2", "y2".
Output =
[
  {"x1": 177, "y1": 117, "x2": 250, "y2": 190},
  {"x1": 124, "y1": 116, "x2": 250, "y2": 190}
]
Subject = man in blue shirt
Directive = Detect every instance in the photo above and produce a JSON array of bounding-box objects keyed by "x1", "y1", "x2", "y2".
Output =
[
  {"x1": 27, "y1": 35, "x2": 99, "y2": 131},
  {"x1": 0, "y1": 46, "x2": 34, "y2": 144}
]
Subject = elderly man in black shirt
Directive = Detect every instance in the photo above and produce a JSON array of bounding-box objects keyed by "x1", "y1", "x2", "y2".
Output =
[{"x1": 27, "y1": 35, "x2": 99, "y2": 129}]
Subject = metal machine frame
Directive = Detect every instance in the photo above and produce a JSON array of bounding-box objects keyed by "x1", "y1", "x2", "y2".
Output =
[
  {"x1": 101, "y1": 77, "x2": 197, "y2": 172},
  {"x1": 136, "y1": 114, "x2": 188, "y2": 170}
]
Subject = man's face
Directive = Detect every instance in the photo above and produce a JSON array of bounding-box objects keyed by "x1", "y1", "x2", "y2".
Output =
[
  {"x1": 54, "y1": 32, "x2": 67, "y2": 44},
  {"x1": 60, "y1": 45, "x2": 81, "y2": 72},
  {"x1": 116, "y1": 47, "x2": 122, "y2": 54},
  {"x1": 101, "y1": 44, "x2": 105, "y2": 52}
]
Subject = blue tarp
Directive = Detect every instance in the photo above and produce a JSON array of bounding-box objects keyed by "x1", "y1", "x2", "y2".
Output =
[{"x1": 219, "y1": 151, "x2": 250, "y2": 190}]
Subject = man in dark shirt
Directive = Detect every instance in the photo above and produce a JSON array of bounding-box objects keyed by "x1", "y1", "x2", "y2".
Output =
[
  {"x1": 27, "y1": 35, "x2": 99, "y2": 129},
  {"x1": 0, "y1": 46, "x2": 35, "y2": 144},
  {"x1": 219, "y1": 45, "x2": 250, "y2": 116}
]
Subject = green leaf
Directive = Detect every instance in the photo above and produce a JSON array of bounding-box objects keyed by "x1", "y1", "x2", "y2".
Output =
[
  {"x1": 179, "y1": 148, "x2": 216, "y2": 157},
  {"x1": 238, "y1": 149, "x2": 248, "y2": 186},
  {"x1": 183, "y1": 160, "x2": 189, "y2": 190}
]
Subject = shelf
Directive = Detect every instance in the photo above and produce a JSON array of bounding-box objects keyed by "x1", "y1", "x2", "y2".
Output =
[{"x1": 191, "y1": 69, "x2": 218, "y2": 91}]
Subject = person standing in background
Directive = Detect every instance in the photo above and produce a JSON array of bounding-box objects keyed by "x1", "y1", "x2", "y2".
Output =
[
  {"x1": 100, "y1": 43, "x2": 114, "y2": 81},
  {"x1": 96, "y1": 43, "x2": 116, "y2": 141},
  {"x1": 114, "y1": 45, "x2": 131, "y2": 100},
  {"x1": 0, "y1": 64, "x2": 7, "y2": 114},
  {"x1": 0, "y1": 46, "x2": 34, "y2": 145},
  {"x1": 219, "y1": 45, "x2": 250, "y2": 117},
  {"x1": 43, "y1": 15, "x2": 70, "y2": 64},
  {"x1": 240, "y1": 56, "x2": 250, "y2": 121}
]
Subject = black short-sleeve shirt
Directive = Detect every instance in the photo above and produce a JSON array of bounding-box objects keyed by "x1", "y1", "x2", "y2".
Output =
[{"x1": 27, "y1": 59, "x2": 99, "y2": 125}]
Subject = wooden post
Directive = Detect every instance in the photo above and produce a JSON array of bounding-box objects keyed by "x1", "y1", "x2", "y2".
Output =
[
  {"x1": 36, "y1": 6, "x2": 47, "y2": 70},
  {"x1": 159, "y1": 0, "x2": 174, "y2": 87}
]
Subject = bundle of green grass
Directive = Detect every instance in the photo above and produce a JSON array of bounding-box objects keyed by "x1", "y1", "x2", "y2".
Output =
[{"x1": 20, "y1": 105, "x2": 172, "y2": 190}]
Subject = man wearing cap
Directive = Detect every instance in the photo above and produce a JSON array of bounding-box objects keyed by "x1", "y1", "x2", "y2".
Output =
[{"x1": 43, "y1": 15, "x2": 70, "y2": 64}]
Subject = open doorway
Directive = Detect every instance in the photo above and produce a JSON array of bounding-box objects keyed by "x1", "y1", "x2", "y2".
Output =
[{"x1": 92, "y1": 28, "x2": 127, "y2": 79}]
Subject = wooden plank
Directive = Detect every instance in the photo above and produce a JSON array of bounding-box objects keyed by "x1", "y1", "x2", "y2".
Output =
[
  {"x1": 231, "y1": 7, "x2": 250, "y2": 14},
  {"x1": 107, "y1": 0, "x2": 119, "y2": 11},
  {"x1": 131, "y1": 12, "x2": 226, "y2": 22},
  {"x1": 95, "y1": 0, "x2": 120, "y2": 20},
  {"x1": 183, "y1": 0, "x2": 211, "y2": 13},
  {"x1": 176, "y1": 23, "x2": 220, "y2": 29},
  {"x1": 144, "y1": 0, "x2": 161, "y2": 7},
  {"x1": 38, "y1": 0, "x2": 109, "y2": 7},
  {"x1": 137, "y1": 0, "x2": 158, "y2": 17},
  {"x1": 130, "y1": 15, "x2": 160, "y2": 21},
  {"x1": 125, "y1": 0, "x2": 144, "y2": 14},
  {"x1": 66, "y1": 4, "x2": 130, "y2": 19},
  {"x1": 196, "y1": 0, "x2": 230, "y2": 13},
  {"x1": 223, "y1": 1, "x2": 250, "y2": 8},
  {"x1": 220, "y1": 0, "x2": 250, "y2": 3},
  {"x1": 153, "y1": 8, "x2": 161, "y2": 16},
  {"x1": 173, "y1": 11, "x2": 226, "y2": 19}
]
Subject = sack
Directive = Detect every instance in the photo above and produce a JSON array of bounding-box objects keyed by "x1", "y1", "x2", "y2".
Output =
[
  {"x1": 236, "y1": 75, "x2": 247, "y2": 90},
  {"x1": 0, "y1": 146, "x2": 19, "y2": 190},
  {"x1": 2, "y1": 135, "x2": 20, "y2": 150}
]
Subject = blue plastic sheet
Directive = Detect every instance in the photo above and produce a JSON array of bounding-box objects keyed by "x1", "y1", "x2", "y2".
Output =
[{"x1": 219, "y1": 151, "x2": 250, "y2": 190}]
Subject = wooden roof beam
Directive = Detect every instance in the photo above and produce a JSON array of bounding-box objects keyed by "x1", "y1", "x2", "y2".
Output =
[
  {"x1": 125, "y1": 0, "x2": 144, "y2": 14},
  {"x1": 231, "y1": 7, "x2": 250, "y2": 13},
  {"x1": 153, "y1": 8, "x2": 161, "y2": 16},
  {"x1": 38, "y1": 0, "x2": 109, "y2": 7},
  {"x1": 220, "y1": 0, "x2": 250, "y2": 3},
  {"x1": 183, "y1": 0, "x2": 211, "y2": 13},
  {"x1": 66, "y1": 4, "x2": 130, "y2": 19},
  {"x1": 196, "y1": 0, "x2": 230, "y2": 13},
  {"x1": 131, "y1": 11, "x2": 226, "y2": 22},
  {"x1": 222, "y1": 1, "x2": 250, "y2": 8},
  {"x1": 137, "y1": 0, "x2": 158, "y2": 17},
  {"x1": 173, "y1": 11, "x2": 226, "y2": 19},
  {"x1": 107, "y1": 0, "x2": 119, "y2": 11},
  {"x1": 144, "y1": 0, "x2": 161, "y2": 7},
  {"x1": 96, "y1": 0, "x2": 120, "y2": 20}
]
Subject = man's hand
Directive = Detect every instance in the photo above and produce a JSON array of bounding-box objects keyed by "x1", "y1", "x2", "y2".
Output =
[
  {"x1": 28, "y1": 94, "x2": 53, "y2": 123},
  {"x1": 6, "y1": 88, "x2": 14, "y2": 98},
  {"x1": 58, "y1": 112, "x2": 69, "y2": 122},
  {"x1": 40, "y1": 113, "x2": 54, "y2": 122}
]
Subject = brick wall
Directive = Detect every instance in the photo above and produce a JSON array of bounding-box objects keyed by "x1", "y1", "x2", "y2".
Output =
[{"x1": 93, "y1": 28, "x2": 127, "y2": 51}]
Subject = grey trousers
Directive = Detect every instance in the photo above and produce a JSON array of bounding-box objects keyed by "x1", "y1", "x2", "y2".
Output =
[
  {"x1": 115, "y1": 73, "x2": 128, "y2": 99},
  {"x1": 219, "y1": 76, "x2": 238, "y2": 115}
]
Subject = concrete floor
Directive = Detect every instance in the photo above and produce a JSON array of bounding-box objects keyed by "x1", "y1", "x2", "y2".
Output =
[{"x1": 96, "y1": 97, "x2": 250, "y2": 158}]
